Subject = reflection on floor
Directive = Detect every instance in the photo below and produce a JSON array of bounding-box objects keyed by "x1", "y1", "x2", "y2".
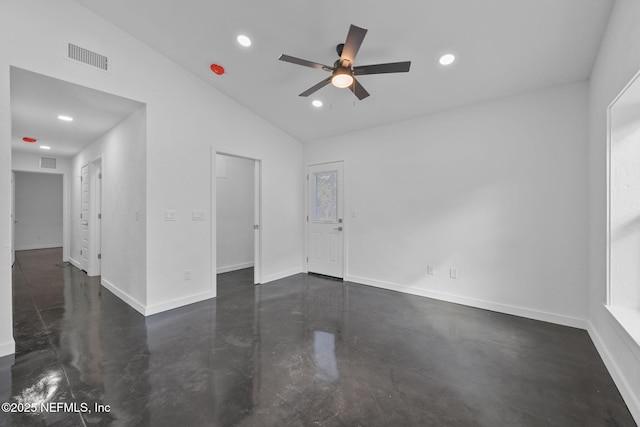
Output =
[{"x1": 0, "y1": 248, "x2": 635, "y2": 426}]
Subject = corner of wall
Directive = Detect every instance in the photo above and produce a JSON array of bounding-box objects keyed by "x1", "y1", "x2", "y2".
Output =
[
  {"x1": 0, "y1": 339, "x2": 15, "y2": 358},
  {"x1": 587, "y1": 317, "x2": 640, "y2": 423}
]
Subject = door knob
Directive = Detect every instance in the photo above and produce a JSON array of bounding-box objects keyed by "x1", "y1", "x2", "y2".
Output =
[{"x1": 333, "y1": 226, "x2": 343, "y2": 231}]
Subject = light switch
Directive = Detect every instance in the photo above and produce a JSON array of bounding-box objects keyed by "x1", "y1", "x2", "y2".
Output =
[
  {"x1": 192, "y1": 210, "x2": 205, "y2": 221},
  {"x1": 164, "y1": 210, "x2": 176, "y2": 221}
]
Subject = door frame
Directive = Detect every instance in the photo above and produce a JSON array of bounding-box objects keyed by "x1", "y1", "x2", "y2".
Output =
[
  {"x1": 305, "y1": 160, "x2": 347, "y2": 278},
  {"x1": 211, "y1": 147, "x2": 263, "y2": 289},
  {"x1": 11, "y1": 172, "x2": 15, "y2": 266},
  {"x1": 88, "y1": 156, "x2": 102, "y2": 277}
]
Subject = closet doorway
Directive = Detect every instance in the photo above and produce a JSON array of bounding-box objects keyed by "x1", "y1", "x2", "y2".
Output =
[{"x1": 215, "y1": 153, "x2": 261, "y2": 284}]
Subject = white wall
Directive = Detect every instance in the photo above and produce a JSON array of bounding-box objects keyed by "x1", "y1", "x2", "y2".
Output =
[
  {"x1": 11, "y1": 151, "x2": 71, "y2": 261},
  {"x1": 70, "y1": 107, "x2": 147, "y2": 309},
  {"x1": 305, "y1": 81, "x2": 590, "y2": 328},
  {"x1": 588, "y1": 0, "x2": 640, "y2": 422},
  {"x1": 0, "y1": 0, "x2": 304, "y2": 353},
  {"x1": 13, "y1": 171, "x2": 63, "y2": 250},
  {"x1": 216, "y1": 154, "x2": 254, "y2": 274}
]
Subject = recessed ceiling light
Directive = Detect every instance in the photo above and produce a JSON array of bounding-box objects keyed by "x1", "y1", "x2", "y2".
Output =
[
  {"x1": 40, "y1": 145, "x2": 51, "y2": 150},
  {"x1": 237, "y1": 35, "x2": 252, "y2": 47},
  {"x1": 439, "y1": 54, "x2": 456, "y2": 66},
  {"x1": 312, "y1": 100, "x2": 323, "y2": 108},
  {"x1": 57, "y1": 115, "x2": 73, "y2": 122}
]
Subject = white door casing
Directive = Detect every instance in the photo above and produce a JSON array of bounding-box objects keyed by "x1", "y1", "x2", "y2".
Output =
[
  {"x1": 80, "y1": 163, "x2": 89, "y2": 271},
  {"x1": 307, "y1": 162, "x2": 344, "y2": 279},
  {"x1": 89, "y1": 159, "x2": 102, "y2": 276},
  {"x1": 253, "y1": 159, "x2": 261, "y2": 284},
  {"x1": 11, "y1": 171, "x2": 15, "y2": 266}
]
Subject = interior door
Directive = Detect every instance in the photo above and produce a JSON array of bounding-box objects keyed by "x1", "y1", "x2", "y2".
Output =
[
  {"x1": 80, "y1": 163, "x2": 89, "y2": 271},
  {"x1": 253, "y1": 160, "x2": 261, "y2": 285},
  {"x1": 11, "y1": 171, "x2": 15, "y2": 266},
  {"x1": 95, "y1": 163, "x2": 102, "y2": 274},
  {"x1": 308, "y1": 162, "x2": 344, "y2": 278}
]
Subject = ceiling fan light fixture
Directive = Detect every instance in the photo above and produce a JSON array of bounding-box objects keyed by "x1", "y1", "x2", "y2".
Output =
[{"x1": 331, "y1": 68, "x2": 353, "y2": 88}]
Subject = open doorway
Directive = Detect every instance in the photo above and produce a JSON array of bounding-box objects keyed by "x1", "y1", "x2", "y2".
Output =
[
  {"x1": 215, "y1": 153, "x2": 261, "y2": 285},
  {"x1": 12, "y1": 171, "x2": 64, "y2": 253}
]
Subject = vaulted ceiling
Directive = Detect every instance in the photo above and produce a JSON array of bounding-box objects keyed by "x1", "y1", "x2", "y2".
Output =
[
  {"x1": 75, "y1": 0, "x2": 613, "y2": 142},
  {"x1": 12, "y1": 0, "x2": 615, "y2": 158}
]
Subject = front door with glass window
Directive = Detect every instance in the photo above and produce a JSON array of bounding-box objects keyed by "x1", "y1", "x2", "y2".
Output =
[{"x1": 308, "y1": 162, "x2": 344, "y2": 278}]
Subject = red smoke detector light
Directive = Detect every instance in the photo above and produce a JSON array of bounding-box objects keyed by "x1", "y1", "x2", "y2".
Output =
[
  {"x1": 210, "y1": 64, "x2": 225, "y2": 75},
  {"x1": 23, "y1": 137, "x2": 37, "y2": 143}
]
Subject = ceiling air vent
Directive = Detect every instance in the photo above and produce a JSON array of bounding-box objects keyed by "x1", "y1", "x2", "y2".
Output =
[
  {"x1": 40, "y1": 157, "x2": 57, "y2": 170},
  {"x1": 68, "y1": 43, "x2": 108, "y2": 71}
]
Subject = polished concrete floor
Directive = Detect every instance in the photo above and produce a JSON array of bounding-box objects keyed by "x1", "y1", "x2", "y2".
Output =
[{"x1": 0, "y1": 248, "x2": 635, "y2": 426}]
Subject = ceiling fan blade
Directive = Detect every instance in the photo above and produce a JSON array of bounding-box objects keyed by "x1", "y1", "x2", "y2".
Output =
[
  {"x1": 349, "y1": 78, "x2": 370, "y2": 100},
  {"x1": 279, "y1": 54, "x2": 334, "y2": 71},
  {"x1": 340, "y1": 25, "x2": 368, "y2": 66},
  {"x1": 353, "y1": 61, "x2": 412, "y2": 76},
  {"x1": 299, "y1": 76, "x2": 333, "y2": 97}
]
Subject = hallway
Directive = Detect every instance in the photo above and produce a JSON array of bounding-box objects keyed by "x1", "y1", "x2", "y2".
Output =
[{"x1": 0, "y1": 248, "x2": 635, "y2": 426}]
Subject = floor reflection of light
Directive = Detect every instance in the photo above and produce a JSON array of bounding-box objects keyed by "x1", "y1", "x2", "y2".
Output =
[
  {"x1": 14, "y1": 371, "x2": 62, "y2": 406},
  {"x1": 314, "y1": 331, "x2": 339, "y2": 382}
]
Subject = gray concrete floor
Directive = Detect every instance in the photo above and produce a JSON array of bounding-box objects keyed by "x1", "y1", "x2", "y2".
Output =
[{"x1": 0, "y1": 248, "x2": 635, "y2": 426}]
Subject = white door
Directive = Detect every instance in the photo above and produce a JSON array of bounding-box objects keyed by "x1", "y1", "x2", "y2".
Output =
[
  {"x1": 11, "y1": 171, "x2": 15, "y2": 265},
  {"x1": 253, "y1": 160, "x2": 261, "y2": 284},
  {"x1": 95, "y1": 163, "x2": 102, "y2": 274},
  {"x1": 80, "y1": 163, "x2": 89, "y2": 271},
  {"x1": 308, "y1": 162, "x2": 344, "y2": 278}
]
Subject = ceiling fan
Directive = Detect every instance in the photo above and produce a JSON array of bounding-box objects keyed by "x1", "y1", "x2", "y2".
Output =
[{"x1": 278, "y1": 24, "x2": 411, "y2": 100}]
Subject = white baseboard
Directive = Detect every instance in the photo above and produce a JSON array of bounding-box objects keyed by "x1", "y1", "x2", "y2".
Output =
[
  {"x1": 145, "y1": 291, "x2": 216, "y2": 316},
  {"x1": 345, "y1": 274, "x2": 589, "y2": 330},
  {"x1": 217, "y1": 261, "x2": 254, "y2": 274},
  {"x1": 101, "y1": 277, "x2": 146, "y2": 316},
  {"x1": 68, "y1": 257, "x2": 82, "y2": 270},
  {"x1": 588, "y1": 321, "x2": 640, "y2": 424},
  {"x1": 262, "y1": 267, "x2": 304, "y2": 284},
  {"x1": 0, "y1": 339, "x2": 15, "y2": 357},
  {"x1": 15, "y1": 243, "x2": 62, "y2": 251}
]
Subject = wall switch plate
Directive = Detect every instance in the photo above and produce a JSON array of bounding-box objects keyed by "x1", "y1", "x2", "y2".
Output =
[
  {"x1": 164, "y1": 210, "x2": 176, "y2": 221},
  {"x1": 184, "y1": 269, "x2": 192, "y2": 280},
  {"x1": 450, "y1": 268, "x2": 458, "y2": 279},
  {"x1": 427, "y1": 265, "x2": 435, "y2": 275},
  {"x1": 192, "y1": 210, "x2": 205, "y2": 221}
]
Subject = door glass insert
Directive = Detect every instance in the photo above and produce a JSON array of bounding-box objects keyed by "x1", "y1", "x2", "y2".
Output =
[{"x1": 314, "y1": 171, "x2": 338, "y2": 222}]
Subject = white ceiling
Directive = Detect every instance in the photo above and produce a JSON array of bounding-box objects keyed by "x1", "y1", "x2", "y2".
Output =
[
  {"x1": 73, "y1": 0, "x2": 613, "y2": 142},
  {"x1": 11, "y1": 67, "x2": 143, "y2": 158},
  {"x1": 11, "y1": 1, "x2": 614, "y2": 156}
]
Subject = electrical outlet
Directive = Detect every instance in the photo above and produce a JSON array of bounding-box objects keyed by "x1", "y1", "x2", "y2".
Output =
[
  {"x1": 184, "y1": 269, "x2": 192, "y2": 280},
  {"x1": 164, "y1": 210, "x2": 176, "y2": 221},
  {"x1": 450, "y1": 268, "x2": 458, "y2": 279},
  {"x1": 427, "y1": 265, "x2": 435, "y2": 275}
]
